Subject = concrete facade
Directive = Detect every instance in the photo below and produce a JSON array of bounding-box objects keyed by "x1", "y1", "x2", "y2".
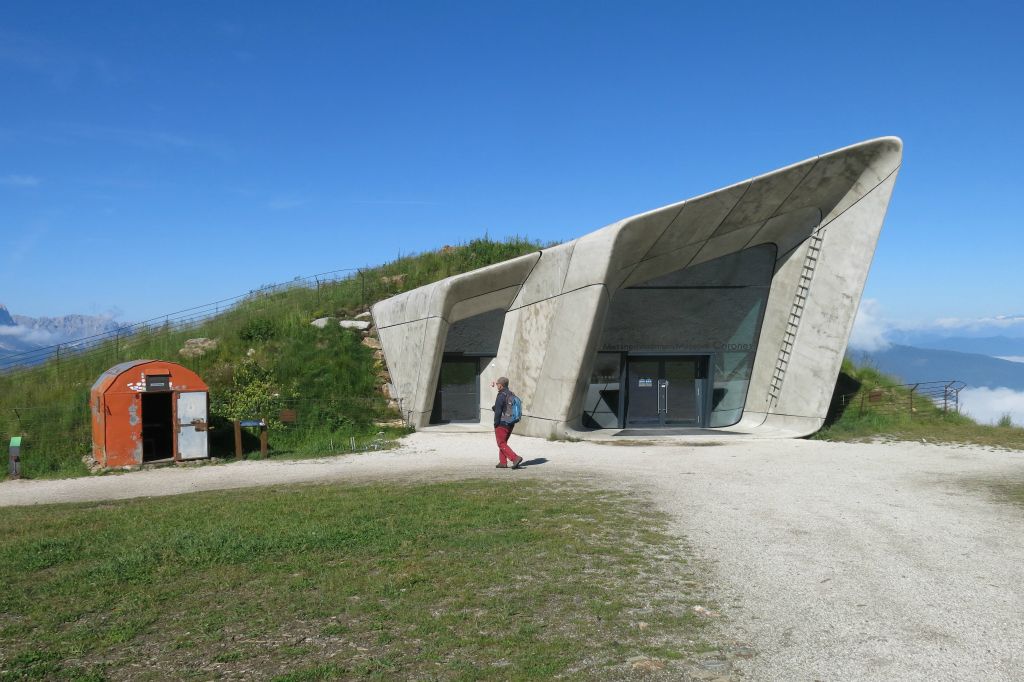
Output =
[{"x1": 371, "y1": 137, "x2": 902, "y2": 438}]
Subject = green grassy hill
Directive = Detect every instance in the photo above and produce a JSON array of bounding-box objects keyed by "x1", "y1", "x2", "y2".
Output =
[
  {"x1": 0, "y1": 237, "x2": 544, "y2": 479},
  {"x1": 815, "y1": 358, "x2": 1024, "y2": 449}
]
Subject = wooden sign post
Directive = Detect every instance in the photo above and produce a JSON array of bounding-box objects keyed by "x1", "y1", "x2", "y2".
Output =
[{"x1": 233, "y1": 419, "x2": 268, "y2": 460}]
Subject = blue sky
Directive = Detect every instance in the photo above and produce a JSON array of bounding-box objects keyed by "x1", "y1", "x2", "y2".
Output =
[{"x1": 1, "y1": 1, "x2": 1022, "y2": 326}]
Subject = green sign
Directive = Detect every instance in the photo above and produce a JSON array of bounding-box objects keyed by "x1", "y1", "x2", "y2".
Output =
[{"x1": 9, "y1": 436, "x2": 21, "y2": 448}]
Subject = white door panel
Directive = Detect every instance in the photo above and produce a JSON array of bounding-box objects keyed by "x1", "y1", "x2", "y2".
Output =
[{"x1": 176, "y1": 391, "x2": 209, "y2": 460}]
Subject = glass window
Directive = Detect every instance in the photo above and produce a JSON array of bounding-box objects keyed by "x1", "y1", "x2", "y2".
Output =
[
  {"x1": 582, "y1": 352, "x2": 622, "y2": 428},
  {"x1": 593, "y1": 244, "x2": 775, "y2": 428},
  {"x1": 444, "y1": 309, "x2": 505, "y2": 354},
  {"x1": 431, "y1": 358, "x2": 480, "y2": 423},
  {"x1": 431, "y1": 308, "x2": 506, "y2": 424}
]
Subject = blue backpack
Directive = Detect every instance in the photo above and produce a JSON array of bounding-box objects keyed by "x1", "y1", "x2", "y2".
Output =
[{"x1": 502, "y1": 392, "x2": 523, "y2": 424}]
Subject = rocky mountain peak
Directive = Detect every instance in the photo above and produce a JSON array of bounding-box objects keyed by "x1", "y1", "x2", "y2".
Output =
[{"x1": 0, "y1": 305, "x2": 126, "y2": 361}]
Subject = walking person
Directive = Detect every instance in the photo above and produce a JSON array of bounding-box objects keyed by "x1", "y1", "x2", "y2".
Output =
[{"x1": 492, "y1": 376, "x2": 524, "y2": 469}]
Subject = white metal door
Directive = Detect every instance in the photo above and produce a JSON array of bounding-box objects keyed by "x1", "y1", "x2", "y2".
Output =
[{"x1": 176, "y1": 391, "x2": 209, "y2": 460}]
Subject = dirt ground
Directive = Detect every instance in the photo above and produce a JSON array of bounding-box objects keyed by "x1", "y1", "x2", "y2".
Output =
[{"x1": 3, "y1": 433, "x2": 1023, "y2": 681}]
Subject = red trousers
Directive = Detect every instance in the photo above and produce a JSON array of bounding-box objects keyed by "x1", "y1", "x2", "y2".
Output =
[{"x1": 494, "y1": 425, "x2": 519, "y2": 465}]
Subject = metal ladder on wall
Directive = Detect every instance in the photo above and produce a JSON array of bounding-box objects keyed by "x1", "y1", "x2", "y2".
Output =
[{"x1": 768, "y1": 231, "x2": 824, "y2": 405}]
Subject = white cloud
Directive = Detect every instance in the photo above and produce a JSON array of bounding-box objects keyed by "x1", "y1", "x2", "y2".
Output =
[
  {"x1": 849, "y1": 299, "x2": 1024, "y2": 352},
  {"x1": 930, "y1": 314, "x2": 1024, "y2": 332},
  {"x1": 0, "y1": 324, "x2": 57, "y2": 346},
  {"x1": 997, "y1": 356, "x2": 1024, "y2": 364},
  {"x1": 849, "y1": 298, "x2": 892, "y2": 351},
  {"x1": 0, "y1": 174, "x2": 40, "y2": 187},
  {"x1": 959, "y1": 387, "x2": 1024, "y2": 426}
]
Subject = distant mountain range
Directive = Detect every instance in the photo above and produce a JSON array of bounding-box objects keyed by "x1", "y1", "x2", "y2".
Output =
[
  {"x1": 851, "y1": 344, "x2": 1024, "y2": 392},
  {"x1": 0, "y1": 304, "x2": 124, "y2": 359},
  {"x1": 886, "y1": 334, "x2": 1024, "y2": 358}
]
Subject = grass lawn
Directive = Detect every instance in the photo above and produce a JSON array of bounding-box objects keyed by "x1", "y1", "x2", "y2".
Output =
[{"x1": 0, "y1": 479, "x2": 722, "y2": 680}]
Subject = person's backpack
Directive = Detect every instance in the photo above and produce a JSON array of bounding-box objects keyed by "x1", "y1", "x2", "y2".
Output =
[{"x1": 502, "y1": 391, "x2": 523, "y2": 424}]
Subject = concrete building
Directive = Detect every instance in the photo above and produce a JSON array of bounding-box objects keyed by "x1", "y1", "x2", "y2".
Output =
[{"x1": 371, "y1": 137, "x2": 902, "y2": 438}]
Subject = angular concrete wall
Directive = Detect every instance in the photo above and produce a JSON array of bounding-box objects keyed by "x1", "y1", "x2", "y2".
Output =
[{"x1": 372, "y1": 137, "x2": 902, "y2": 438}]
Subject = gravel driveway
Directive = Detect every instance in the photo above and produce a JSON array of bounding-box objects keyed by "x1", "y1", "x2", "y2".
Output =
[{"x1": 3, "y1": 433, "x2": 1023, "y2": 681}]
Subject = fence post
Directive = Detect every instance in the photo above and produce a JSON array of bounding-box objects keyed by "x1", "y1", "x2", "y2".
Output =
[
  {"x1": 909, "y1": 384, "x2": 916, "y2": 415},
  {"x1": 233, "y1": 420, "x2": 243, "y2": 460}
]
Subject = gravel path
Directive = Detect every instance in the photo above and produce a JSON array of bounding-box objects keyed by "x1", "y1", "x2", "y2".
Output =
[{"x1": 3, "y1": 433, "x2": 1023, "y2": 680}]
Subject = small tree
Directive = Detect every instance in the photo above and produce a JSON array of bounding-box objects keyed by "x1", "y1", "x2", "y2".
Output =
[{"x1": 211, "y1": 359, "x2": 296, "y2": 425}]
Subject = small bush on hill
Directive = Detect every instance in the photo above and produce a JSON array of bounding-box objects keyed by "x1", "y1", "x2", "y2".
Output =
[{"x1": 238, "y1": 317, "x2": 276, "y2": 343}]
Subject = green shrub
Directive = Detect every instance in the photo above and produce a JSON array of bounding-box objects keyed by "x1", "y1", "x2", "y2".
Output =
[
  {"x1": 211, "y1": 359, "x2": 296, "y2": 425},
  {"x1": 238, "y1": 317, "x2": 276, "y2": 343}
]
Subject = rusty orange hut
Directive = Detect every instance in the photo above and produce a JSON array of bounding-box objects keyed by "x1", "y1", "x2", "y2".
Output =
[{"x1": 91, "y1": 360, "x2": 210, "y2": 467}]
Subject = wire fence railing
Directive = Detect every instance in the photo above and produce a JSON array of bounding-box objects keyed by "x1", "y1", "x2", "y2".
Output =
[
  {"x1": 1, "y1": 238, "x2": 544, "y2": 378},
  {"x1": 840, "y1": 380, "x2": 967, "y2": 417},
  {"x1": 0, "y1": 267, "x2": 376, "y2": 374}
]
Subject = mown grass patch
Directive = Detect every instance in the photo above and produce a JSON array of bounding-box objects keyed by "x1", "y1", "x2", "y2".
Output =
[
  {"x1": 0, "y1": 479, "x2": 723, "y2": 680},
  {"x1": 813, "y1": 360, "x2": 1024, "y2": 450}
]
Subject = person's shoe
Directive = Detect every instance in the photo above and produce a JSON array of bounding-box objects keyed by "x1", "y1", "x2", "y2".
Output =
[
  {"x1": 512, "y1": 456, "x2": 524, "y2": 469},
  {"x1": 495, "y1": 463, "x2": 509, "y2": 469}
]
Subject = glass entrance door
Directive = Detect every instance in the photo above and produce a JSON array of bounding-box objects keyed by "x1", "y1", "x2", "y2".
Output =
[
  {"x1": 626, "y1": 356, "x2": 707, "y2": 427},
  {"x1": 625, "y1": 359, "x2": 661, "y2": 426},
  {"x1": 430, "y1": 356, "x2": 484, "y2": 424}
]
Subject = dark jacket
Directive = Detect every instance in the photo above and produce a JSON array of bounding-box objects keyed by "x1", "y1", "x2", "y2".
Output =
[{"x1": 493, "y1": 388, "x2": 511, "y2": 428}]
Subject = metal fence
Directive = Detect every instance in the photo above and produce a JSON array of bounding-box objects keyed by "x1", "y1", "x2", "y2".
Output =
[
  {"x1": 0, "y1": 267, "x2": 382, "y2": 374},
  {"x1": 840, "y1": 380, "x2": 966, "y2": 417}
]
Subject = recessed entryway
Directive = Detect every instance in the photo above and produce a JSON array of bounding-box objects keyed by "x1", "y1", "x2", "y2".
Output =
[{"x1": 625, "y1": 356, "x2": 709, "y2": 427}]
